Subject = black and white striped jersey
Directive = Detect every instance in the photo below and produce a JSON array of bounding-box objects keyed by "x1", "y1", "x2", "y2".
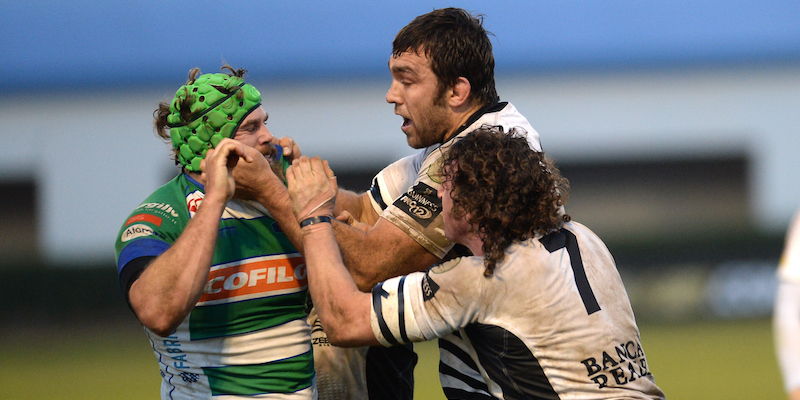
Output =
[{"x1": 369, "y1": 222, "x2": 665, "y2": 399}]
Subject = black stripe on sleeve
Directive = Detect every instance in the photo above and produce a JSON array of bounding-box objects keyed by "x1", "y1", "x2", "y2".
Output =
[
  {"x1": 369, "y1": 177, "x2": 388, "y2": 211},
  {"x1": 372, "y1": 283, "x2": 400, "y2": 346},
  {"x1": 397, "y1": 276, "x2": 410, "y2": 343}
]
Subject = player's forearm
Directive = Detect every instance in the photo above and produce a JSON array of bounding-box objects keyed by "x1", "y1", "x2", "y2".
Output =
[
  {"x1": 252, "y1": 186, "x2": 305, "y2": 253},
  {"x1": 301, "y1": 224, "x2": 378, "y2": 347},
  {"x1": 334, "y1": 190, "x2": 379, "y2": 226},
  {"x1": 129, "y1": 197, "x2": 226, "y2": 337},
  {"x1": 332, "y1": 219, "x2": 439, "y2": 291}
]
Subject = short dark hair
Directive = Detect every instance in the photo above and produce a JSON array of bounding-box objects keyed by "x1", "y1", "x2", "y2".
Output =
[
  {"x1": 441, "y1": 126, "x2": 570, "y2": 275},
  {"x1": 392, "y1": 8, "x2": 499, "y2": 106}
]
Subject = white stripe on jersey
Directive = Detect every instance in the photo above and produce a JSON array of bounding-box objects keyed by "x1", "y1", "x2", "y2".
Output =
[{"x1": 148, "y1": 318, "x2": 312, "y2": 367}]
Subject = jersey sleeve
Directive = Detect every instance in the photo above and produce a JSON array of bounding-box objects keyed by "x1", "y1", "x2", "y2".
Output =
[
  {"x1": 114, "y1": 194, "x2": 187, "y2": 291},
  {"x1": 368, "y1": 154, "x2": 422, "y2": 214},
  {"x1": 369, "y1": 257, "x2": 486, "y2": 347},
  {"x1": 378, "y1": 148, "x2": 454, "y2": 259}
]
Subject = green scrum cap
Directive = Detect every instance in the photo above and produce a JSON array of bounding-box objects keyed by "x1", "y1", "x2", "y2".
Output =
[{"x1": 167, "y1": 73, "x2": 262, "y2": 172}]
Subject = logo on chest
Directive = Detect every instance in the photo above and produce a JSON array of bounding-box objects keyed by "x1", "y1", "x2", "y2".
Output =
[{"x1": 198, "y1": 254, "x2": 306, "y2": 305}]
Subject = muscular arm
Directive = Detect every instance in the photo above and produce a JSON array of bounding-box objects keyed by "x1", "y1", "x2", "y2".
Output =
[
  {"x1": 246, "y1": 175, "x2": 370, "y2": 254},
  {"x1": 302, "y1": 224, "x2": 379, "y2": 346},
  {"x1": 128, "y1": 195, "x2": 226, "y2": 337},
  {"x1": 233, "y1": 143, "x2": 374, "y2": 253},
  {"x1": 128, "y1": 141, "x2": 246, "y2": 337},
  {"x1": 333, "y1": 216, "x2": 439, "y2": 291},
  {"x1": 334, "y1": 189, "x2": 380, "y2": 227},
  {"x1": 286, "y1": 156, "x2": 378, "y2": 346}
]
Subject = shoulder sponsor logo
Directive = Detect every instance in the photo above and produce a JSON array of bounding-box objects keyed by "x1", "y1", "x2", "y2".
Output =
[
  {"x1": 394, "y1": 182, "x2": 441, "y2": 228},
  {"x1": 421, "y1": 273, "x2": 440, "y2": 301},
  {"x1": 425, "y1": 158, "x2": 445, "y2": 184},
  {"x1": 121, "y1": 224, "x2": 155, "y2": 242},
  {"x1": 125, "y1": 213, "x2": 162, "y2": 227},
  {"x1": 198, "y1": 254, "x2": 307, "y2": 305},
  {"x1": 135, "y1": 202, "x2": 179, "y2": 219}
]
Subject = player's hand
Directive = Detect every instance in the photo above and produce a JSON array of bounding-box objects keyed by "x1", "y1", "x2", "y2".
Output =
[
  {"x1": 272, "y1": 136, "x2": 302, "y2": 162},
  {"x1": 201, "y1": 139, "x2": 252, "y2": 204},
  {"x1": 336, "y1": 211, "x2": 371, "y2": 233},
  {"x1": 287, "y1": 156, "x2": 337, "y2": 221},
  {"x1": 230, "y1": 144, "x2": 286, "y2": 203}
]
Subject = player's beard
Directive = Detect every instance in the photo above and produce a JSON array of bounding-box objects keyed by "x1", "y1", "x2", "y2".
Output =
[
  {"x1": 262, "y1": 143, "x2": 286, "y2": 183},
  {"x1": 269, "y1": 157, "x2": 286, "y2": 183},
  {"x1": 408, "y1": 88, "x2": 452, "y2": 149}
]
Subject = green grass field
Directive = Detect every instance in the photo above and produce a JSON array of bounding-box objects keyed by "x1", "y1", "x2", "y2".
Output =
[{"x1": 0, "y1": 318, "x2": 785, "y2": 399}]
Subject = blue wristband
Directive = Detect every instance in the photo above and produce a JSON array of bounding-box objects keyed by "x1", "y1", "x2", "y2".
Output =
[{"x1": 299, "y1": 215, "x2": 332, "y2": 228}]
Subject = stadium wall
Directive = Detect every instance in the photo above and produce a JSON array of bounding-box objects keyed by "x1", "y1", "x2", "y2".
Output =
[{"x1": 1, "y1": 63, "x2": 797, "y2": 265}]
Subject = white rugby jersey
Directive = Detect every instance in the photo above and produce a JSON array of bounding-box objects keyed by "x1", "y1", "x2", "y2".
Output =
[{"x1": 369, "y1": 222, "x2": 665, "y2": 399}]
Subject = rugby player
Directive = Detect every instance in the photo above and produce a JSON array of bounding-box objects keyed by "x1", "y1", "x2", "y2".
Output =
[
  {"x1": 114, "y1": 65, "x2": 315, "y2": 399},
  {"x1": 286, "y1": 127, "x2": 666, "y2": 399}
]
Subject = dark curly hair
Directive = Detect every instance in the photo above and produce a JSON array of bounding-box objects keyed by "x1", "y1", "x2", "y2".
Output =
[
  {"x1": 392, "y1": 8, "x2": 499, "y2": 106},
  {"x1": 441, "y1": 126, "x2": 570, "y2": 276}
]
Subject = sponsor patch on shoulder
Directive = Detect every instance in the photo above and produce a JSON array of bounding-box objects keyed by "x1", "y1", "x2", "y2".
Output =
[
  {"x1": 125, "y1": 213, "x2": 162, "y2": 227},
  {"x1": 134, "y1": 202, "x2": 180, "y2": 219},
  {"x1": 186, "y1": 191, "x2": 204, "y2": 218},
  {"x1": 426, "y1": 158, "x2": 445, "y2": 184},
  {"x1": 121, "y1": 224, "x2": 155, "y2": 242},
  {"x1": 421, "y1": 273, "x2": 440, "y2": 301},
  {"x1": 393, "y1": 182, "x2": 441, "y2": 228}
]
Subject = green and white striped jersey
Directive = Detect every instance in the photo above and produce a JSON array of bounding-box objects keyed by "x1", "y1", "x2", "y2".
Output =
[{"x1": 115, "y1": 172, "x2": 315, "y2": 399}]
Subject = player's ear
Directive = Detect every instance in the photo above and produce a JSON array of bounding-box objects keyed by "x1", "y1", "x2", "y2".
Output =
[{"x1": 448, "y1": 77, "x2": 471, "y2": 108}]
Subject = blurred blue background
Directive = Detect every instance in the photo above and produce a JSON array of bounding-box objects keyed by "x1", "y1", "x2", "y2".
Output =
[{"x1": 2, "y1": 0, "x2": 798, "y2": 89}]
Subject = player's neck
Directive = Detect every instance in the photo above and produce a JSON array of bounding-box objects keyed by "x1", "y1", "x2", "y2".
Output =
[
  {"x1": 442, "y1": 102, "x2": 484, "y2": 143},
  {"x1": 461, "y1": 233, "x2": 484, "y2": 256},
  {"x1": 184, "y1": 170, "x2": 207, "y2": 188}
]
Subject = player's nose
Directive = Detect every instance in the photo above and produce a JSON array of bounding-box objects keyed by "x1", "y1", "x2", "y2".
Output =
[
  {"x1": 386, "y1": 81, "x2": 401, "y2": 104},
  {"x1": 258, "y1": 126, "x2": 274, "y2": 145}
]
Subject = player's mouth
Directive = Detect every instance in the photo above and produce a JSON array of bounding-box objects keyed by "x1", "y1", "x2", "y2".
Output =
[
  {"x1": 401, "y1": 117, "x2": 413, "y2": 132},
  {"x1": 262, "y1": 144, "x2": 278, "y2": 164}
]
